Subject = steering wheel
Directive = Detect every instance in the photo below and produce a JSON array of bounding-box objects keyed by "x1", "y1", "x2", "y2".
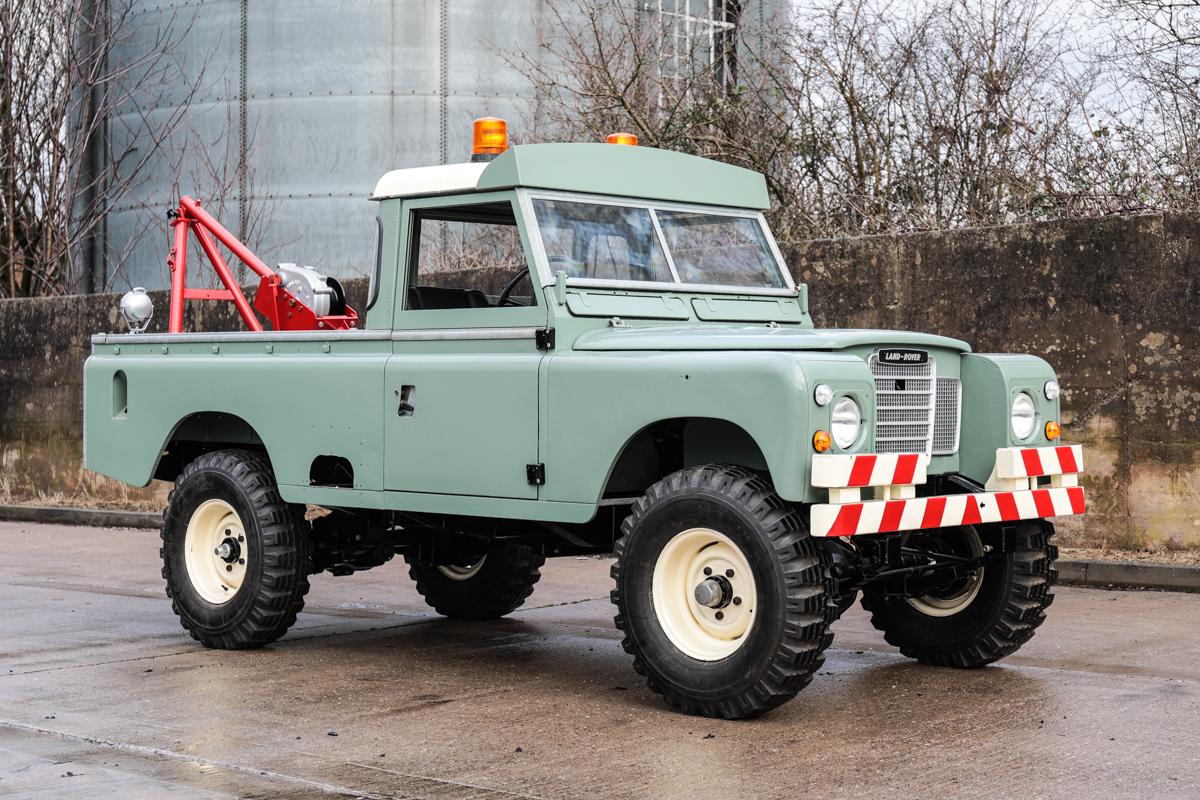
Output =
[{"x1": 497, "y1": 267, "x2": 531, "y2": 306}]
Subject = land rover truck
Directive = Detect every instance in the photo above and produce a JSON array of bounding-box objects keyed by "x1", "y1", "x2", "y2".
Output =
[{"x1": 83, "y1": 120, "x2": 1084, "y2": 719}]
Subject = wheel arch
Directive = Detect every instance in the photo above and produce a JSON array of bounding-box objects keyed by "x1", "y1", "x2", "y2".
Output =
[
  {"x1": 153, "y1": 411, "x2": 271, "y2": 483},
  {"x1": 600, "y1": 416, "x2": 770, "y2": 500}
]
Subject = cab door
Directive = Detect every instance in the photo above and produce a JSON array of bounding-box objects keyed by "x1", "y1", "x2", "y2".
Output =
[{"x1": 384, "y1": 193, "x2": 547, "y2": 500}]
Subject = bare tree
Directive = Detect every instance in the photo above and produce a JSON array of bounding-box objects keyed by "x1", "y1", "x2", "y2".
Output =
[
  {"x1": 509, "y1": 1, "x2": 803, "y2": 232},
  {"x1": 0, "y1": 0, "x2": 272, "y2": 298},
  {"x1": 1095, "y1": 0, "x2": 1200, "y2": 208},
  {"x1": 516, "y1": 0, "x2": 1200, "y2": 240}
]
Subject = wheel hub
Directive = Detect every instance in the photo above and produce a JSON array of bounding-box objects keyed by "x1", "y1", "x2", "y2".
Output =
[
  {"x1": 184, "y1": 499, "x2": 249, "y2": 605},
  {"x1": 652, "y1": 528, "x2": 757, "y2": 661},
  {"x1": 693, "y1": 575, "x2": 733, "y2": 609},
  {"x1": 215, "y1": 537, "x2": 241, "y2": 563}
]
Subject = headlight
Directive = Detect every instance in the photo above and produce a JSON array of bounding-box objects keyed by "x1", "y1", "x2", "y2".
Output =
[
  {"x1": 831, "y1": 397, "x2": 861, "y2": 449},
  {"x1": 1044, "y1": 380, "x2": 1060, "y2": 400},
  {"x1": 814, "y1": 384, "x2": 834, "y2": 406},
  {"x1": 1011, "y1": 392, "x2": 1037, "y2": 440}
]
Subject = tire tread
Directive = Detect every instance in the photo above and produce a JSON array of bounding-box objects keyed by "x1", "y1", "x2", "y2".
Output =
[
  {"x1": 861, "y1": 520, "x2": 1058, "y2": 668},
  {"x1": 162, "y1": 449, "x2": 311, "y2": 649},
  {"x1": 611, "y1": 464, "x2": 836, "y2": 719}
]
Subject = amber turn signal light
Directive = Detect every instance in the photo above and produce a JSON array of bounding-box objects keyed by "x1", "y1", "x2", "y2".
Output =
[
  {"x1": 1045, "y1": 420, "x2": 1061, "y2": 440},
  {"x1": 472, "y1": 117, "x2": 509, "y2": 161},
  {"x1": 813, "y1": 430, "x2": 832, "y2": 452},
  {"x1": 606, "y1": 132, "x2": 638, "y2": 146}
]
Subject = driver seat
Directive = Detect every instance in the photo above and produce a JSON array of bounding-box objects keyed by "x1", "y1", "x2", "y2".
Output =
[{"x1": 407, "y1": 286, "x2": 491, "y2": 310}]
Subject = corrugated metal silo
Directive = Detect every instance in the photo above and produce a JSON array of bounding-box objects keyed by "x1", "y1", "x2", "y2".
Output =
[{"x1": 90, "y1": 0, "x2": 781, "y2": 292}]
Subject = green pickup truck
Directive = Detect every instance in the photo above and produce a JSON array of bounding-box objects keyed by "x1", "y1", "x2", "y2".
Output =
[{"x1": 85, "y1": 130, "x2": 1084, "y2": 718}]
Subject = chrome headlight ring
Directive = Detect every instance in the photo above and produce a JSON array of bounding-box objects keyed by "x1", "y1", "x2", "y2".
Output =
[
  {"x1": 831, "y1": 396, "x2": 862, "y2": 450},
  {"x1": 1011, "y1": 392, "x2": 1037, "y2": 440}
]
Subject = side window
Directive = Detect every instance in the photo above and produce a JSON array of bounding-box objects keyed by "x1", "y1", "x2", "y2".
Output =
[{"x1": 407, "y1": 201, "x2": 535, "y2": 310}]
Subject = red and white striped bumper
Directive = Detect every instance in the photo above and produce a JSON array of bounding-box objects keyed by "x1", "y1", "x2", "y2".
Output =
[
  {"x1": 809, "y1": 446, "x2": 1085, "y2": 538},
  {"x1": 811, "y1": 485, "x2": 1085, "y2": 537}
]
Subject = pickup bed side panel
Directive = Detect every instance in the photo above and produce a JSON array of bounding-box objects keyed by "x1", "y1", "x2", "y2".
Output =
[
  {"x1": 543, "y1": 351, "x2": 873, "y2": 505},
  {"x1": 84, "y1": 343, "x2": 388, "y2": 490}
]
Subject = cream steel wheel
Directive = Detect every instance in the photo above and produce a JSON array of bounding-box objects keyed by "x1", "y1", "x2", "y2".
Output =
[
  {"x1": 405, "y1": 545, "x2": 544, "y2": 620},
  {"x1": 437, "y1": 556, "x2": 487, "y2": 581},
  {"x1": 184, "y1": 499, "x2": 249, "y2": 604},
  {"x1": 861, "y1": 520, "x2": 1059, "y2": 669},
  {"x1": 905, "y1": 527, "x2": 985, "y2": 618},
  {"x1": 612, "y1": 465, "x2": 836, "y2": 718},
  {"x1": 652, "y1": 528, "x2": 757, "y2": 660},
  {"x1": 163, "y1": 449, "x2": 312, "y2": 649}
]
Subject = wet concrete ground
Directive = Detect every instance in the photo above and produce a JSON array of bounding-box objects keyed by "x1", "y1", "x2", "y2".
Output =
[{"x1": 1, "y1": 521, "x2": 1197, "y2": 799}]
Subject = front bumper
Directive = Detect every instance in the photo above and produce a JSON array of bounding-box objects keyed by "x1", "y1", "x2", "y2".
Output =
[{"x1": 809, "y1": 446, "x2": 1084, "y2": 538}]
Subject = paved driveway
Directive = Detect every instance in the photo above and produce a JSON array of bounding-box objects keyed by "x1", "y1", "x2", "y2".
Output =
[{"x1": 1, "y1": 521, "x2": 1197, "y2": 799}]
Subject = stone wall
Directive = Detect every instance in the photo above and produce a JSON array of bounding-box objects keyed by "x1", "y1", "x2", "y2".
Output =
[{"x1": 1, "y1": 213, "x2": 1197, "y2": 548}]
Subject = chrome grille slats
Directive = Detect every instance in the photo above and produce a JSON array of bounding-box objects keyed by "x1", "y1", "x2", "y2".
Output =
[
  {"x1": 869, "y1": 352, "x2": 935, "y2": 455},
  {"x1": 932, "y1": 376, "x2": 961, "y2": 455},
  {"x1": 868, "y1": 351, "x2": 961, "y2": 455}
]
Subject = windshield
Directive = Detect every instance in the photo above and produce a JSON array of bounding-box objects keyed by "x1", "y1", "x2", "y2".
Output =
[{"x1": 530, "y1": 197, "x2": 787, "y2": 290}]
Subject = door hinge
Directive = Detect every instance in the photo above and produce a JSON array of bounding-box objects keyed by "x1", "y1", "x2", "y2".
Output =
[
  {"x1": 526, "y1": 463, "x2": 546, "y2": 485},
  {"x1": 535, "y1": 327, "x2": 555, "y2": 350}
]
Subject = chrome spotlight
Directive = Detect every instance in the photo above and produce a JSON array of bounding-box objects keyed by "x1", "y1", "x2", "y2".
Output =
[{"x1": 119, "y1": 287, "x2": 154, "y2": 333}]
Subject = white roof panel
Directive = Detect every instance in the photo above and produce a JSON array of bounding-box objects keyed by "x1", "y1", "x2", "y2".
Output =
[{"x1": 371, "y1": 162, "x2": 488, "y2": 200}]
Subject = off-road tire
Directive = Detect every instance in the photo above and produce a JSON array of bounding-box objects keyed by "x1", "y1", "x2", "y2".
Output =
[
  {"x1": 405, "y1": 544, "x2": 545, "y2": 620},
  {"x1": 161, "y1": 449, "x2": 312, "y2": 649},
  {"x1": 861, "y1": 520, "x2": 1058, "y2": 667},
  {"x1": 612, "y1": 464, "x2": 837, "y2": 719}
]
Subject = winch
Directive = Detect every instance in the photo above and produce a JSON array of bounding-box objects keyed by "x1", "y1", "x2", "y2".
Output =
[{"x1": 161, "y1": 195, "x2": 357, "y2": 333}]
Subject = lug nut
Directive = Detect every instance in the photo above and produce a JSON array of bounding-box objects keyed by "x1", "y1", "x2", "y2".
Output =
[
  {"x1": 225, "y1": 564, "x2": 233, "y2": 572},
  {"x1": 725, "y1": 569, "x2": 734, "y2": 578},
  {"x1": 238, "y1": 535, "x2": 245, "y2": 542},
  {"x1": 715, "y1": 611, "x2": 725, "y2": 620},
  {"x1": 733, "y1": 596, "x2": 742, "y2": 605},
  {"x1": 703, "y1": 567, "x2": 712, "y2": 576},
  {"x1": 238, "y1": 558, "x2": 245, "y2": 565}
]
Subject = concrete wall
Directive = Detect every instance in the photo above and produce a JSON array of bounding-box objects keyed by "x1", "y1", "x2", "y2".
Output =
[
  {"x1": 791, "y1": 212, "x2": 1200, "y2": 550},
  {"x1": 3, "y1": 212, "x2": 1198, "y2": 548}
]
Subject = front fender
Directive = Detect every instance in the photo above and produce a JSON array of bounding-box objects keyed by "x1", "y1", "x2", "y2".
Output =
[
  {"x1": 960, "y1": 353, "x2": 1061, "y2": 486},
  {"x1": 542, "y1": 350, "x2": 872, "y2": 505}
]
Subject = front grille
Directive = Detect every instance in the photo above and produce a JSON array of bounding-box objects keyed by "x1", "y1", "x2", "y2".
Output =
[
  {"x1": 868, "y1": 352, "x2": 961, "y2": 455},
  {"x1": 932, "y1": 377, "x2": 961, "y2": 455},
  {"x1": 869, "y1": 352, "x2": 935, "y2": 454}
]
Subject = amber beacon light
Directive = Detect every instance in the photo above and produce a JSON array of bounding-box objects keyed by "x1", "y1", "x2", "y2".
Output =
[
  {"x1": 472, "y1": 117, "x2": 509, "y2": 161},
  {"x1": 606, "y1": 132, "x2": 638, "y2": 146}
]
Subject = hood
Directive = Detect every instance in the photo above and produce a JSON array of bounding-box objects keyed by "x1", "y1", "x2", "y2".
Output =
[{"x1": 571, "y1": 324, "x2": 970, "y2": 353}]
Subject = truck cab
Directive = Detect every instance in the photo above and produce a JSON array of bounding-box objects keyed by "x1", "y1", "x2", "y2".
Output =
[{"x1": 84, "y1": 122, "x2": 1082, "y2": 718}]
